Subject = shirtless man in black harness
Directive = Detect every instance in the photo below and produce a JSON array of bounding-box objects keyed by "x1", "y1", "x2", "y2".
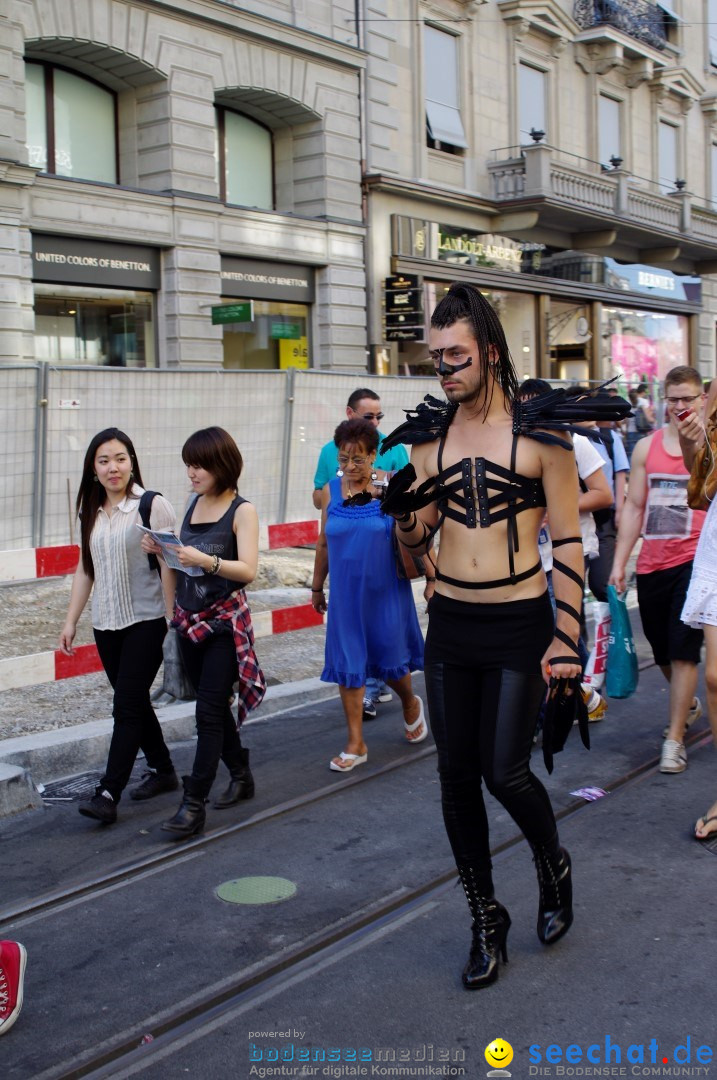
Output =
[{"x1": 381, "y1": 284, "x2": 590, "y2": 990}]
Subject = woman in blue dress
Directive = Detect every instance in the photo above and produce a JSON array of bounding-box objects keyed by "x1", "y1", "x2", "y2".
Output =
[{"x1": 311, "y1": 418, "x2": 426, "y2": 771}]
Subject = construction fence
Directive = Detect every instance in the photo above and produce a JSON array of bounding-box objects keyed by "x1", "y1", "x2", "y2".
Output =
[{"x1": 0, "y1": 366, "x2": 437, "y2": 550}]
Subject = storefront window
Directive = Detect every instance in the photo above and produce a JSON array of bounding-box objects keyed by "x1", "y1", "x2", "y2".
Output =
[
  {"x1": 601, "y1": 306, "x2": 689, "y2": 386},
  {"x1": 547, "y1": 299, "x2": 592, "y2": 382},
  {"x1": 34, "y1": 286, "x2": 155, "y2": 366},
  {"x1": 394, "y1": 282, "x2": 536, "y2": 378},
  {"x1": 25, "y1": 63, "x2": 117, "y2": 183},
  {"x1": 220, "y1": 300, "x2": 309, "y2": 369}
]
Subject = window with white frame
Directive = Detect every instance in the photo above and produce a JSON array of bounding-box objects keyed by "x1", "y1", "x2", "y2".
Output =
[
  {"x1": 598, "y1": 95, "x2": 621, "y2": 166},
  {"x1": 217, "y1": 108, "x2": 274, "y2": 209},
  {"x1": 657, "y1": 120, "x2": 679, "y2": 194},
  {"x1": 423, "y1": 25, "x2": 468, "y2": 153},
  {"x1": 25, "y1": 62, "x2": 117, "y2": 183},
  {"x1": 519, "y1": 63, "x2": 547, "y2": 143}
]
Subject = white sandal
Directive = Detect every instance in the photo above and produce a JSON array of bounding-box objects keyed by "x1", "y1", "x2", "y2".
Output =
[
  {"x1": 329, "y1": 751, "x2": 368, "y2": 772},
  {"x1": 404, "y1": 696, "x2": 428, "y2": 744}
]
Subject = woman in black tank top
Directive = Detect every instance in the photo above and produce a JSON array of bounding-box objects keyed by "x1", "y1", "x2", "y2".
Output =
[{"x1": 143, "y1": 427, "x2": 265, "y2": 838}]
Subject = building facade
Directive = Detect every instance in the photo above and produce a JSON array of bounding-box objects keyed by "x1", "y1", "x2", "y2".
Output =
[
  {"x1": 3, "y1": 0, "x2": 717, "y2": 383},
  {"x1": 362, "y1": 0, "x2": 717, "y2": 387},
  {"x1": 1, "y1": 0, "x2": 367, "y2": 370}
]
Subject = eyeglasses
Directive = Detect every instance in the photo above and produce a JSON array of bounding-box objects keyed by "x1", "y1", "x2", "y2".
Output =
[
  {"x1": 358, "y1": 412, "x2": 384, "y2": 421},
  {"x1": 338, "y1": 455, "x2": 370, "y2": 467},
  {"x1": 666, "y1": 394, "x2": 701, "y2": 405}
]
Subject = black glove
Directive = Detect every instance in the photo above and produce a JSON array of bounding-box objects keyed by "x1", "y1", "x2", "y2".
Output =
[
  {"x1": 379, "y1": 464, "x2": 440, "y2": 518},
  {"x1": 541, "y1": 676, "x2": 590, "y2": 774}
]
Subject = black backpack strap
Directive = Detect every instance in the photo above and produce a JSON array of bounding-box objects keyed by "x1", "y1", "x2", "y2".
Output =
[{"x1": 138, "y1": 490, "x2": 161, "y2": 575}]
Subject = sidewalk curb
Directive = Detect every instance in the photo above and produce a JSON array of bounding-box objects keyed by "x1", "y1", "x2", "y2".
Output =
[{"x1": 0, "y1": 678, "x2": 340, "y2": 819}]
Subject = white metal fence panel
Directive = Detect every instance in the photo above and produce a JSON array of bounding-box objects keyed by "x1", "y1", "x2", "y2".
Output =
[
  {"x1": 284, "y1": 371, "x2": 438, "y2": 523},
  {"x1": 0, "y1": 368, "x2": 40, "y2": 550},
  {"x1": 42, "y1": 368, "x2": 289, "y2": 544},
  {"x1": 0, "y1": 366, "x2": 443, "y2": 550}
]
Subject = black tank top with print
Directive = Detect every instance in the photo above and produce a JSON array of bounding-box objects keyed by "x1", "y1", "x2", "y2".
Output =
[{"x1": 175, "y1": 495, "x2": 246, "y2": 612}]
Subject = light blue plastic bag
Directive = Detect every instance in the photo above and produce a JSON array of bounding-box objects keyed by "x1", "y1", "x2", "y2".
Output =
[{"x1": 606, "y1": 585, "x2": 639, "y2": 699}]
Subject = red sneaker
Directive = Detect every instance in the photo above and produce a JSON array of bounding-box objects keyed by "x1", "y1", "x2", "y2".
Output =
[{"x1": 0, "y1": 941, "x2": 27, "y2": 1035}]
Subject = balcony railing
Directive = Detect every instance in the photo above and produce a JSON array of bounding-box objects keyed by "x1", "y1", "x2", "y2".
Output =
[
  {"x1": 488, "y1": 143, "x2": 687, "y2": 229},
  {"x1": 573, "y1": 0, "x2": 667, "y2": 50}
]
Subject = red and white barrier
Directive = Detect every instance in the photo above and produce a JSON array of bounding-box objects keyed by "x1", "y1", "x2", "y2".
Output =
[
  {"x1": 0, "y1": 603, "x2": 326, "y2": 693},
  {"x1": 0, "y1": 577, "x2": 427, "y2": 694},
  {"x1": 0, "y1": 545, "x2": 81, "y2": 583},
  {"x1": 0, "y1": 521, "x2": 320, "y2": 584}
]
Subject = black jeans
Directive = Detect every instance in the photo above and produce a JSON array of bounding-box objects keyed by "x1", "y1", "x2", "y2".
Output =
[
  {"x1": 424, "y1": 593, "x2": 557, "y2": 875},
  {"x1": 94, "y1": 617, "x2": 173, "y2": 802},
  {"x1": 178, "y1": 629, "x2": 244, "y2": 799}
]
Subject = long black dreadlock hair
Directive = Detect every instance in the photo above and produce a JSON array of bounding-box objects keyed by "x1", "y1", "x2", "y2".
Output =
[{"x1": 430, "y1": 283, "x2": 519, "y2": 417}]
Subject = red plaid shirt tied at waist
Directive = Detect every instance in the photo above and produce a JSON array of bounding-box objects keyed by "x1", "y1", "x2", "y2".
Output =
[{"x1": 172, "y1": 589, "x2": 266, "y2": 723}]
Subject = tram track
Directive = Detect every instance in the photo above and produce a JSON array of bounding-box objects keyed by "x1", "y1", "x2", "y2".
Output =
[
  {"x1": 2, "y1": 718, "x2": 710, "y2": 934},
  {"x1": 0, "y1": 744, "x2": 438, "y2": 930},
  {"x1": 24, "y1": 724, "x2": 716, "y2": 1080}
]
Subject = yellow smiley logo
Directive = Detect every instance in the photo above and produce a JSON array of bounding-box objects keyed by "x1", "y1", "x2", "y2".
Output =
[{"x1": 485, "y1": 1039, "x2": 514, "y2": 1068}]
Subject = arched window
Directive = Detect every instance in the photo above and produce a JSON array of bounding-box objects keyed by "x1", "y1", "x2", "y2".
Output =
[
  {"x1": 217, "y1": 107, "x2": 274, "y2": 209},
  {"x1": 25, "y1": 62, "x2": 117, "y2": 183}
]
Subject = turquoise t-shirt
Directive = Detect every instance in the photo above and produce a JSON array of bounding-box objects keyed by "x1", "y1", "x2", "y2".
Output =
[{"x1": 313, "y1": 432, "x2": 409, "y2": 491}]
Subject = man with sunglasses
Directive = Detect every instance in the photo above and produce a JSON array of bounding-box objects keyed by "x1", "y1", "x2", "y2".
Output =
[
  {"x1": 312, "y1": 388, "x2": 409, "y2": 511},
  {"x1": 610, "y1": 366, "x2": 707, "y2": 774},
  {"x1": 313, "y1": 388, "x2": 409, "y2": 715}
]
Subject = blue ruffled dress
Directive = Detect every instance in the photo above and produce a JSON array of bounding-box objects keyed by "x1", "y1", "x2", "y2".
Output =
[{"x1": 321, "y1": 477, "x2": 425, "y2": 688}]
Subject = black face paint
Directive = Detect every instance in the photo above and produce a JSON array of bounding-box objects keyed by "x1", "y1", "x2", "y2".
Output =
[{"x1": 433, "y1": 349, "x2": 474, "y2": 377}]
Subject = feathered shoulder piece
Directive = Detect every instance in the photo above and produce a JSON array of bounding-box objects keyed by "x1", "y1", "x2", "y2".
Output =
[
  {"x1": 381, "y1": 394, "x2": 458, "y2": 452},
  {"x1": 512, "y1": 379, "x2": 632, "y2": 450}
]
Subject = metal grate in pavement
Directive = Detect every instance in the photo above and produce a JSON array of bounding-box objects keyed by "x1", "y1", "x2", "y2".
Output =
[{"x1": 40, "y1": 772, "x2": 103, "y2": 800}]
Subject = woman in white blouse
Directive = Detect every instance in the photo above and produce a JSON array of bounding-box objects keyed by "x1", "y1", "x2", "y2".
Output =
[{"x1": 60, "y1": 428, "x2": 178, "y2": 825}]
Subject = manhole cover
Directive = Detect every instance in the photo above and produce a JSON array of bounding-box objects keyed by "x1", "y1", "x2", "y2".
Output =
[{"x1": 215, "y1": 876, "x2": 297, "y2": 905}]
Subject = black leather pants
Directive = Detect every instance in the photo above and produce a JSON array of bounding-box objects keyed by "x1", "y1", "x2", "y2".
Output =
[{"x1": 424, "y1": 593, "x2": 557, "y2": 871}]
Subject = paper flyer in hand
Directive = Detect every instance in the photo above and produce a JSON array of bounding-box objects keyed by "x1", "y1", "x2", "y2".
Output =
[{"x1": 136, "y1": 524, "x2": 204, "y2": 575}]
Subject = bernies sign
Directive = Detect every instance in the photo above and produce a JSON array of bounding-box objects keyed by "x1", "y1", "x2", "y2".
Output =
[{"x1": 32, "y1": 234, "x2": 161, "y2": 289}]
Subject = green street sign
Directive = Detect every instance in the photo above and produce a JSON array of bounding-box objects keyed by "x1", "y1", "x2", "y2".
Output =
[
  {"x1": 212, "y1": 301, "x2": 254, "y2": 325},
  {"x1": 270, "y1": 321, "x2": 302, "y2": 339}
]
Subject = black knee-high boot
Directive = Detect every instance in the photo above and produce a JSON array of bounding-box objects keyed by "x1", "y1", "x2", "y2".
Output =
[
  {"x1": 531, "y1": 838, "x2": 573, "y2": 945},
  {"x1": 457, "y1": 864, "x2": 511, "y2": 989},
  {"x1": 214, "y1": 748, "x2": 255, "y2": 809}
]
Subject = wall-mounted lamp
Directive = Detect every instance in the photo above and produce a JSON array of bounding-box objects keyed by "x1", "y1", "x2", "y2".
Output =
[{"x1": 529, "y1": 128, "x2": 545, "y2": 143}]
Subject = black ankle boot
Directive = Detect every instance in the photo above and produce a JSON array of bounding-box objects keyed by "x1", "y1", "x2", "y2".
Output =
[
  {"x1": 462, "y1": 898, "x2": 511, "y2": 989},
  {"x1": 457, "y1": 865, "x2": 510, "y2": 989},
  {"x1": 532, "y1": 842, "x2": 573, "y2": 945},
  {"x1": 161, "y1": 777, "x2": 206, "y2": 839},
  {"x1": 214, "y1": 749, "x2": 255, "y2": 809}
]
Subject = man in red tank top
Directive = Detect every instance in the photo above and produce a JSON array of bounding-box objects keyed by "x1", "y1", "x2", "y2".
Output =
[{"x1": 610, "y1": 366, "x2": 707, "y2": 773}]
